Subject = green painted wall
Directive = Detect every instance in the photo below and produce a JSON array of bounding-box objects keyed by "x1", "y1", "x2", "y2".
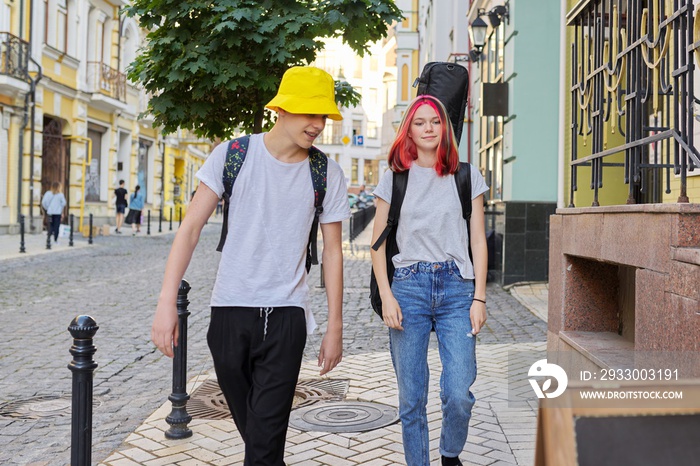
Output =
[{"x1": 506, "y1": 0, "x2": 561, "y2": 202}]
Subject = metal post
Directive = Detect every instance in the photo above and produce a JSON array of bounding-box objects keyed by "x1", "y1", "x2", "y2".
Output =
[
  {"x1": 68, "y1": 315, "x2": 99, "y2": 466},
  {"x1": 147, "y1": 210, "x2": 151, "y2": 235},
  {"x1": 158, "y1": 208, "x2": 162, "y2": 233},
  {"x1": 46, "y1": 221, "x2": 52, "y2": 250},
  {"x1": 319, "y1": 263, "x2": 325, "y2": 288},
  {"x1": 88, "y1": 214, "x2": 93, "y2": 245},
  {"x1": 69, "y1": 214, "x2": 74, "y2": 247},
  {"x1": 178, "y1": 207, "x2": 182, "y2": 228},
  {"x1": 19, "y1": 214, "x2": 26, "y2": 253},
  {"x1": 169, "y1": 207, "x2": 173, "y2": 231},
  {"x1": 165, "y1": 279, "x2": 193, "y2": 439}
]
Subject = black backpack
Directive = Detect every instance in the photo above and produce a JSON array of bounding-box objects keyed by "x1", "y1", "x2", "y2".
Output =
[
  {"x1": 369, "y1": 163, "x2": 473, "y2": 318},
  {"x1": 413, "y1": 62, "x2": 469, "y2": 142},
  {"x1": 216, "y1": 135, "x2": 327, "y2": 273}
]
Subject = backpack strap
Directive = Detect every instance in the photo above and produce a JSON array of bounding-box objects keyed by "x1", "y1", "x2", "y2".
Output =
[
  {"x1": 216, "y1": 135, "x2": 250, "y2": 252},
  {"x1": 306, "y1": 147, "x2": 328, "y2": 272},
  {"x1": 454, "y1": 162, "x2": 472, "y2": 222},
  {"x1": 371, "y1": 170, "x2": 409, "y2": 251},
  {"x1": 454, "y1": 162, "x2": 473, "y2": 261}
]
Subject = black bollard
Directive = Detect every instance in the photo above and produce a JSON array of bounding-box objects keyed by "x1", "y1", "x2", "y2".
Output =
[
  {"x1": 158, "y1": 208, "x2": 162, "y2": 233},
  {"x1": 46, "y1": 222, "x2": 52, "y2": 250},
  {"x1": 88, "y1": 214, "x2": 93, "y2": 245},
  {"x1": 169, "y1": 207, "x2": 173, "y2": 231},
  {"x1": 68, "y1": 315, "x2": 99, "y2": 466},
  {"x1": 319, "y1": 263, "x2": 325, "y2": 288},
  {"x1": 69, "y1": 214, "x2": 74, "y2": 247},
  {"x1": 165, "y1": 279, "x2": 193, "y2": 439},
  {"x1": 19, "y1": 214, "x2": 26, "y2": 253},
  {"x1": 178, "y1": 207, "x2": 182, "y2": 228},
  {"x1": 147, "y1": 210, "x2": 151, "y2": 235}
]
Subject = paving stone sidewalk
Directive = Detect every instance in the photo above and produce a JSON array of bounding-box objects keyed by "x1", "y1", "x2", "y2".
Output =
[{"x1": 98, "y1": 220, "x2": 548, "y2": 466}]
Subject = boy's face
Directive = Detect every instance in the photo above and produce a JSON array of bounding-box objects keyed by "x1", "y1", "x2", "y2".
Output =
[{"x1": 280, "y1": 111, "x2": 328, "y2": 149}]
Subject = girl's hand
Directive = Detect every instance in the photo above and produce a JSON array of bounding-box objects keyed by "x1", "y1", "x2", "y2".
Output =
[
  {"x1": 382, "y1": 294, "x2": 404, "y2": 331},
  {"x1": 470, "y1": 300, "x2": 487, "y2": 335}
]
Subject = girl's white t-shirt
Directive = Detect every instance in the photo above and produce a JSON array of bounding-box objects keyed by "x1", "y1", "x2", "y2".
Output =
[
  {"x1": 373, "y1": 163, "x2": 489, "y2": 279},
  {"x1": 196, "y1": 133, "x2": 350, "y2": 333}
]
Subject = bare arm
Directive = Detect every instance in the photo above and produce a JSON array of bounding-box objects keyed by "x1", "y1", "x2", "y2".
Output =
[
  {"x1": 369, "y1": 198, "x2": 403, "y2": 330},
  {"x1": 151, "y1": 184, "x2": 219, "y2": 357},
  {"x1": 469, "y1": 194, "x2": 488, "y2": 335},
  {"x1": 317, "y1": 221, "x2": 343, "y2": 375}
]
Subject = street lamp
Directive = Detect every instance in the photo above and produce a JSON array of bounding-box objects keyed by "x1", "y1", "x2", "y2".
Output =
[
  {"x1": 469, "y1": 15, "x2": 489, "y2": 58},
  {"x1": 468, "y1": 4, "x2": 510, "y2": 62}
]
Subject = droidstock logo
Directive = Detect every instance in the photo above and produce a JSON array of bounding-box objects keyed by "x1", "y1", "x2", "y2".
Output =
[{"x1": 528, "y1": 359, "x2": 568, "y2": 399}]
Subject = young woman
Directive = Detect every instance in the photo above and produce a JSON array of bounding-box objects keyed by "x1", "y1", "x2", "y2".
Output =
[
  {"x1": 126, "y1": 185, "x2": 145, "y2": 234},
  {"x1": 370, "y1": 95, "x2": 489, "y2": 466}
]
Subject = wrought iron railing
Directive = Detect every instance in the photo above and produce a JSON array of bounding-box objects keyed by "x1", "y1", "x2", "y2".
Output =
[
  {"x1": 0, "y1": 32, "x2": 30, "y2": 81},
  {"x1": 86, "y1": 61, "x2": 126, "y2": 102},
  {"x1": 568, "y1": 0, "x2": 699, "y2": 206}
]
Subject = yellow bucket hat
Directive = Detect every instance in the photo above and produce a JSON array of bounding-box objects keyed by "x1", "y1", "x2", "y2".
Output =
[{"x1": 265, "y1": 67, "x2": 343, "y2": 121}]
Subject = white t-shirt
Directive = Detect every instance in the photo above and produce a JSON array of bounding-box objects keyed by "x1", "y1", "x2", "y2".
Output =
[
  {"x1": 373, "y1": 163, "x2": 489, "y2": 279},
  {"x1": 196, "y1": 133, "x2": 351, "y2": 332}
]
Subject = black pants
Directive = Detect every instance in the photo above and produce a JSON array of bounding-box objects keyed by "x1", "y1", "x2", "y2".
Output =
[
  {"x1": 207, "y1": 306, "x2": 306, "y2": 466},
  {"x1": 50, "y1": 215, "x2": 61, "y2": 241}
]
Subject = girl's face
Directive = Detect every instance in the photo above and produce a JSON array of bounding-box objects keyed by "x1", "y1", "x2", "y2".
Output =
[{"x1": 408, "y1": 104, "x2": 441, "y2": 154}]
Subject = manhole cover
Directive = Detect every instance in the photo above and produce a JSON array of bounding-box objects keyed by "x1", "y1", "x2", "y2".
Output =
[
  {"x1": 0, "y1": 395, "x2": 93, "y2": 420},
  {"x1": 288, "y1": 401, "x2": 399, "y2": 433},
  {"x1": 189, "y1": 379, "x2": 350, "y2": 420}
]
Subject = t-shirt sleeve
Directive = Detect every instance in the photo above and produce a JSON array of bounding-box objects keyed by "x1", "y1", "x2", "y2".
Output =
[
  {"x1": 470, "y1": 163, "x2": 489, "y2": 199},
  {"x1": 373, "y1": 169, "x2": 393, "y2": 203},
  {"x1": 320, "y1": 159, "x2": 351, "y2": 224},
  {"x1": 195, "y1": 141, "x2": 229, "y2": 197}
]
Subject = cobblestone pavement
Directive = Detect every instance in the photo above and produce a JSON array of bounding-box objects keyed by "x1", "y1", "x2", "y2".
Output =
[{"x1": 0, "y1": 221, "x2": 547, "y2": 465}]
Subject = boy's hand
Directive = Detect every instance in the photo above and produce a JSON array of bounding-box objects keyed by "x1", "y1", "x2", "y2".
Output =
[
  {"x1": 318, "y1": 330, "x2": 343, "y2": 375},
  {"x1": 152, "y1": 302, "x2": 179, "y2": 358}
]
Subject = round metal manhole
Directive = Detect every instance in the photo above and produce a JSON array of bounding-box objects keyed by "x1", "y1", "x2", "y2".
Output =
[
  {"x1": 0, "y1": 395, "x2": 77, "y2": 420},
  {"x1": 288, "y1": 401, "x2": 399, "y2": 433},
  {"x1": 188, "y1": 379, "x2": 350, "y2": 420}
]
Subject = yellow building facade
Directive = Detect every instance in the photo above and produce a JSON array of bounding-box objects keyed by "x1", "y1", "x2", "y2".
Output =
[{"x1": 0, "y1": 0, "x2": 210, "y2": 235}]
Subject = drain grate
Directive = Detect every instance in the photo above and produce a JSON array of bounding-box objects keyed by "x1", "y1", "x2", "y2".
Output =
[
  {"x1": 188, "y1": 379, "x2": 350, "y2": 420},
  {"x1": 289, "y1": 401, "x2": 399, "y2": 433},
  {"x1": 0, "y1": 396, "x2": 73, "y2": 420}
]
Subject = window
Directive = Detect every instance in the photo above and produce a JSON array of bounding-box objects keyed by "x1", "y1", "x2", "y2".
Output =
[
  {"x1": 56, "y1": 0, "x2": 67, "y2": 52},
  {"x1": 85, "y1": 129, "x2": 103, "y2": 202},
  {"x1": 351, "y1": 158, "x2": 359, "y2": 184},
  {"x1": 138, "y1": 140, "x2": 151, "y2": 201},
  {"x1": 367, "y1": 121, "x2": 378, "y2": 139}
]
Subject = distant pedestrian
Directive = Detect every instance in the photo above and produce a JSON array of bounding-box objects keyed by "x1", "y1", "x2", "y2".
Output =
[
  {"x1": 151, "y1": 66, "x2": 350, "y2": 465},
  {"x1": 114, "y1": 180, "x2": 128, "y2": 233},
  {"x1": 370, "y1": 95, "x2": 489, "y2": 466},
  {"x1": 125, "y1": 185, "x2": 145, "y2": 235},
  {"x1": 41, "y1": 181, "x2": 67, "y2": 243}
]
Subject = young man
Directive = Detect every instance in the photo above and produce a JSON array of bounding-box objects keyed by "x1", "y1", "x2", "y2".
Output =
[
  {"x1": 151, "y1": 66, "x2": 350, "y2": 465},
  {"x1": 114, "y1": 180, "x2": 128, "y2": 233}
]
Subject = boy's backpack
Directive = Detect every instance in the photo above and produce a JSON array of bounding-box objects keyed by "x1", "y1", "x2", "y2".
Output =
[
  {"x1": 215, "y1": 135, "x2": 328, "y2": 273},
  {"x1": 369, "y1": 163, "x2": 472, "y2": 318},
  {"x1": 413, "y1": 62, "x2": 470, "y2": 143}
]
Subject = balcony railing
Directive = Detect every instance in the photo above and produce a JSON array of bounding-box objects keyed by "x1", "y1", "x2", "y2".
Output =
[
  {"x1": 86, "y1": 61, "x2": 126, "y2": 102},
  {"x1": 0, "y1": 32, "x2": 30, "y2": 81},
  {"x1": 567, "y1": 0, "x2": 699, "y2": 206}
]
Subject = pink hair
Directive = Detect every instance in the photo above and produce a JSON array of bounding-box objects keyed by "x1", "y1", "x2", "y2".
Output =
[{"x1": 387, "y1": 95, "x2": 459, "y2": 176}]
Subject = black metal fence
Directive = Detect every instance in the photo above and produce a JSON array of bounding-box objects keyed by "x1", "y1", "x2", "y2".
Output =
[
  {"x1": 349, "y1": 205, "x2": 376, "y2": 242},
  {"x1": 0, "y1": 32, "x2": 30, "y2": 81},
  {"x1": 568, "y1": 0, "x2": 699, "y2": 206}
]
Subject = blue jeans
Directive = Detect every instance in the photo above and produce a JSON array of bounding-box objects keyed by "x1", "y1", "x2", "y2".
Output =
[{"x1": 389, "y1": 260, "x2": 477, "y2": 465}]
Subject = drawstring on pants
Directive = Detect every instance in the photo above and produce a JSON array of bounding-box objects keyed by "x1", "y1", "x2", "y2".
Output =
[{"x1": 259, "y1": 307, "x2": 274, "y2": 340}]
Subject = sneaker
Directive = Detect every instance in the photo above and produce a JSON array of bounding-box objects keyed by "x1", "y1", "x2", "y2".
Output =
[{"x1": 441, "y1": 456, "x2": 463, "y2": 466}]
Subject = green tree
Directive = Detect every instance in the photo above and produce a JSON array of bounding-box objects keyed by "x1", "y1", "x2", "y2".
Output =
[{"x1": 125, "y1": 0, "x2": 402, "y2": 140}]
